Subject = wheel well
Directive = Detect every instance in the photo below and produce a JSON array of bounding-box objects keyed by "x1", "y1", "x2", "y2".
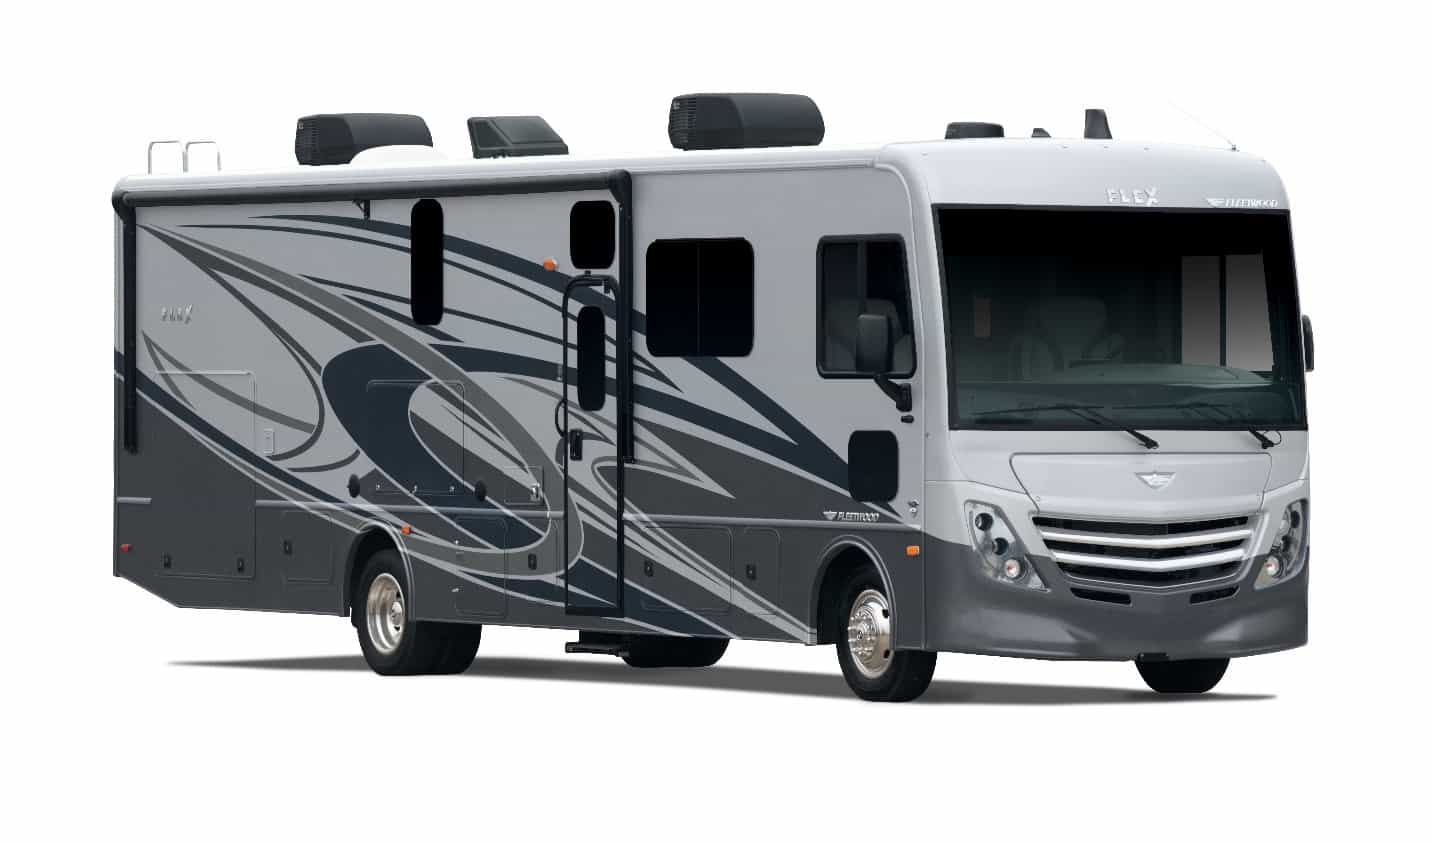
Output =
[
  {"x1": 345, "y1": 529, "x2": 397, "y2": 620},
  {"x1": 814, "y1": 545, "x2": 880, "y2": 645}
]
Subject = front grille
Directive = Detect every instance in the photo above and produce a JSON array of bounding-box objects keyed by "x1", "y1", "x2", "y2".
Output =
[{"x1": 1033, "y1": 514, "x2": 1252, "y2": 589}]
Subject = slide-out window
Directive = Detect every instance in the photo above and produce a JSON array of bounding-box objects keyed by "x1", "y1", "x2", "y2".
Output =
[
  {"x1": 645, "y1": 238, "x2": 754, "y2": 357},
  {"x1": 410, "y1": 198, "x2": 444, "y2": 325}
]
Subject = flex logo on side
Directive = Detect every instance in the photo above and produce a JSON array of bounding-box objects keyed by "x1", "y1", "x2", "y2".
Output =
[
  {"x1": 1107, "y1": 186, "x2": 1159, "y2": 206},
  {"x1": 159, "y1": 305, "x2": 194, "y2": 324}
]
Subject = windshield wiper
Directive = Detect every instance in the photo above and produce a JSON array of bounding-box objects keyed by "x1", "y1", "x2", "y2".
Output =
[
  {"x1": 974, "y1": 403, "x2": 1160, "y2": 450},
  {"x1": 1113, "y1": 401, "x2": 1279, "y2": 449},
  {"x1": 1248, "y1": 428, "x2": 1279, "y2": 449}
]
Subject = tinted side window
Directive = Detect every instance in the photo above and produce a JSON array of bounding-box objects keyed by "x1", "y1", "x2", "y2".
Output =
[
  {"x1": 410, "y1": 198, "x2": 444, "y2": 325},
  {"x1": 570, "y1": 200, "x2": 616, "y2": 270},
  {"x1": 818, "y1": 238, "x2": 914, "y2": 376},
  {"x1": 848, "y1": 430, "x2": 898, "y2": 501},
  {"x1": 646, "y1": 238, "x2": 754, "y2": 357},
  {"x1": 576, "y1": 305, "x2": 607, "y2": 411}
]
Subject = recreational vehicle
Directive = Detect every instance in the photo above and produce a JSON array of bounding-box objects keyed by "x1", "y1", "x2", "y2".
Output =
[{"x1": 113, "y1": 95, "x2": 1312, "y2": 701}]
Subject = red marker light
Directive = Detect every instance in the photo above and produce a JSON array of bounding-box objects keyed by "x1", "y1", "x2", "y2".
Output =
[{"x1": 119, "y1": 544, "x2": 132, "y2": 553}]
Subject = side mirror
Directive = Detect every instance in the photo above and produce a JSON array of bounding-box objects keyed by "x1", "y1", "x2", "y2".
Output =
[
  {"x1": 854, "y1": 312, "x2": 912, "y2": 413},
  {"x1": 1301, "y1": 314, "x2": 1315, "y2": 372},
  {"x1": 855, "y1": 313, "x2": 893, "y2": 374}
]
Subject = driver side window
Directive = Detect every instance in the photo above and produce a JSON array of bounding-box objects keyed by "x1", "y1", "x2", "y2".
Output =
[{"x1": 817, "y1": 237, "x2": 915, "y2": 377}]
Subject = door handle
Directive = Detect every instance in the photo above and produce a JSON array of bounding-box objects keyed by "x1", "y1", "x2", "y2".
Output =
[{"x1": 568, "y1": 429, "x2": 584, "y2": 461}]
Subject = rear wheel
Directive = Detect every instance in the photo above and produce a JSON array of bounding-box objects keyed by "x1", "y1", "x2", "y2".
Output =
[
  {"x1": 835, "y1": 572, "x2": 936, "y2": 702},
  {"x1": 622, "y1": 635, "x2": 729, "y2": 668},
  {"x1": 354, "y1": 550, "x2": 480, "y2": 675},
  {"x1": 1135, "y1": 657, "x2": 1228, "y2": 694}
]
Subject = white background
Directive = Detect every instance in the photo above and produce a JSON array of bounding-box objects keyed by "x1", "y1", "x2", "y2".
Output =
[{"x1": 3, "y1": 1, "x2": 1426, "y2": 840}]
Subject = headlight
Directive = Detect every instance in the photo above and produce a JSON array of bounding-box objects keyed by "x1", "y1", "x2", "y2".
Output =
[
  {"x1": 965, "y1": 502, "x2": 1047, "y2": 591},
  {"x1": 1255, "y1": 500, "x2": 1308, "y2": 589}
]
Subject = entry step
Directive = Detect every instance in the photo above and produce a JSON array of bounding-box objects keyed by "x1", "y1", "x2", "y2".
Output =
[{"x1": 565, "y1": 631, "x2": 629, "y2": 657}]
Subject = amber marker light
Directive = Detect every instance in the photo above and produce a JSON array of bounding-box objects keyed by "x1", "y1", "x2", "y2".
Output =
[
  {"x1": 401, "y1": 524, "x2": 413, "y2": 536},
  {"x1": 906, "y1": 545, "x2": 921, "y2": 557},
  {"x1": 542, "y1": 258, "x2": 558, "y2": 271}
]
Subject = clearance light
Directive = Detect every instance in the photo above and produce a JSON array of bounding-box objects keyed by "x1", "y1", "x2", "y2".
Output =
[
  {"x1": 965, "y1": 501, "x2": 1047, "y2": 592},
  {"x1": 905, "y1": 545, "x2": 921, "y2": 557},
  {"x1": 119, "y1": 544, "x2": 132, "y2": 554},
  {"x1": 542, "y1": 258, "x2": 559, "y2": 271},
  {"x1": 401, "y1": 524, "x2": 413, "y2": 536}
]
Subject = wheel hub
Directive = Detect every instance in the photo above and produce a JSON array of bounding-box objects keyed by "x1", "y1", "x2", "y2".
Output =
[
  {"x1": 846, "y1": 589, "x2": 893, "y2": 679},
  {"x1": 366, "y1": 573, "x2": 406, "y2": 655}
]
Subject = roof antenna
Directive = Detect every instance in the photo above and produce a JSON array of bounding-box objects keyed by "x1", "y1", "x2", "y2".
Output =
[
  {"x1": 1167, "y1": 100, "x2": 1238, "y2": 151},
  {"x1": 1083, "y1": 108, "x2": 1113, "y2": 140}
]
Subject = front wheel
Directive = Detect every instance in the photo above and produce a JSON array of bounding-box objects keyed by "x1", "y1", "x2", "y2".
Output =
[
  {"x1": 1135, "y1": 657, "x2": 1229, "y2": 694},
  {"x1": 835, "y1": 574, "x2": 936, "y2": 702}
]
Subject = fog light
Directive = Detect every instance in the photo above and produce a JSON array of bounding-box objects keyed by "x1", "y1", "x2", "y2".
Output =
[
  {"x1": 1263, "y1": 557, "x2": 1283, "y2": 579},
  {"x1": 1003, "y1": 557, "x2": 1025, "y2": 580}
]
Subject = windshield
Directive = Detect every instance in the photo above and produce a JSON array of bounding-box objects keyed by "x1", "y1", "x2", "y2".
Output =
[{"x1": 939, "y1": 208, "x2": 1306, "y2": 430}]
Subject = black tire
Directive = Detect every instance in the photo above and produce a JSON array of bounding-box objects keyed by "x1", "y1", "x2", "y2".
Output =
[
  {"x1": 353, "y1": 550, "x2": 480, "y2": 675},
  {"x1": 622, "y1": 635, "x2": 729, "y2": 668},
  {"x1": 1135, "y1": 657, "x2": 1229, "y2": 694},
  {"x1": 835, "y1": 570, "x2": 936, "y2": 702},
  {"x1": 430, "y1": 623, "x2": 482, "y2": 675}
]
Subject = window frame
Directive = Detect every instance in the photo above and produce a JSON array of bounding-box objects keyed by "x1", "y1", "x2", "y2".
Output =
[
  {"x1": 643, "y1": 236, "x2": 756, "y2": 359},
  {"x1": 815, "y1": 234, "x2": 918, "y2": 380}
]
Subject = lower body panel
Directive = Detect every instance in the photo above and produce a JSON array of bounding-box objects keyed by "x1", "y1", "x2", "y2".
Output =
[{"x1": 923, "y1": 539, "x2": 1308, "y2": 660}]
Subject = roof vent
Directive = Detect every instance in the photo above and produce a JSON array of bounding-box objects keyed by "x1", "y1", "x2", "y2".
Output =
[
  {"x1": 294, "y1": 113, "x2": 432, "y2": 166},
  {"x1": 467, "y1": 116, "x2": 569, "y2": 158},
  {"x1": 668, "y1": 93, "x2": 824, "y2": 150},
  {"x1": 1083, "y1": 108, "x2": 1112, "y2": 140},
  {"x1": 1031, "y1": 127, "x2": 1051, "y2": 138},
  {"x1": 945, "y1": 122, "x2": 1004, "y2": 139}
]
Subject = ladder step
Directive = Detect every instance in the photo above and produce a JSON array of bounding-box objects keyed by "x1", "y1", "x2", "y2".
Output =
[{"x1": 565, "y1": 641, "x2": 629, "y2": 657}]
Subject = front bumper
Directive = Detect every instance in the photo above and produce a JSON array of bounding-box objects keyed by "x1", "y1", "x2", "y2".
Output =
[{"x1": 924, "y1": 540, "x2": 1308, "y2": 661}]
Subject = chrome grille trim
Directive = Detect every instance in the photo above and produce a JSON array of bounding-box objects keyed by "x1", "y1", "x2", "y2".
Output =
[
  {"x1": 1037, "y1": 527, "x2": 1252, "y2": 550},
  {"x1": 1034, "y1": 513, "x2": 1255, "y2": 588},
  {"x1": 1051, "y1": 546, "x2": 1246, "y2": 571}
]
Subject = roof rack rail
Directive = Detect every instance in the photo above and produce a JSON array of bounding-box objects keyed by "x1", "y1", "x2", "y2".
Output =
[{"x1": 146, "y1": 139, "x2": 223, "y2": 174}]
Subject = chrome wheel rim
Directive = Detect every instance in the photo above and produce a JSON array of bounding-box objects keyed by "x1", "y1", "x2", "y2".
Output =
[
  {"x1": 366, "y1": 573, "x2": 406, "y2": 655},
  {"x1": 846, "y1": 588, "x2": 892, "y2": 679}
]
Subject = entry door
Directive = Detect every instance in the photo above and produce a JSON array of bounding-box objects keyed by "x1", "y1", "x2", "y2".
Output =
[{"x1": 561, "y1": 197, "x2": 632, "y2": 615}]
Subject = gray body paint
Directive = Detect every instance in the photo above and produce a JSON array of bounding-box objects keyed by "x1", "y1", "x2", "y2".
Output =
[{"x1": 113, "y1": 139, "x2": 1308, "y2": 659}]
